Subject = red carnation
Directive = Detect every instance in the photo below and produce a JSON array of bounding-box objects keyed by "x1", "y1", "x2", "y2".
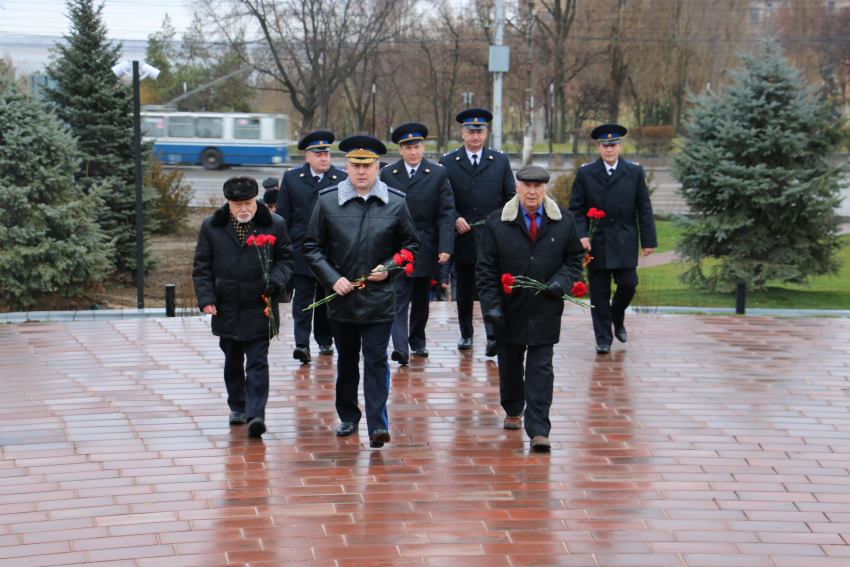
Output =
[
  {"x1": 246, "y1": 235, "x2": 256, "y2": 246},
  {"x1": 431, "y1": 280, "x2": 437, "y2": 286},
  {"x1": 571, "y1": 281, "x2": 587, "y2": 298},
  {"x1": 401, "y1": 249, "x2": 414, "y2": 263},
  {"x1": 255, "y1": 234, "x2": 268, "y2": 246},
  {"x1": 393, "y1": 253, "x2": 403, "y2": 266},
  {"x1": 503, "y1": 284, "x2": 512, "y2": 294},
  {"x1": 501, "y1": 273, "x2": 515, "y2": 287},
  {"x1": 266, "y1": 235, "x2": 276, "y2": 245},
  {"x1": 587, "y1": 208, "x2": 606, "y2": 220},
  {"x1": 405, "y1": 263, "x2": 414, "y2": 275}
]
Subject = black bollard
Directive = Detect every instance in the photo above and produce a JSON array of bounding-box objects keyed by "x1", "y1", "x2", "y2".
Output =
[
  {"x1": 165, "y1": 284, "x2": 176, "y2": 317},
  {"x1": 735, "y1": 282, "x2": 746, "y2": 315}
]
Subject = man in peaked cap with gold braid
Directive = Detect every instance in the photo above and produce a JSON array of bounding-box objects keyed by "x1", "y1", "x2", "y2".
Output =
[
  {"x1": 276, "y1": 131, "x2": 348, "y2": 364},
  {"x1": 304, "y1": 135, "x2": 420, "y2": 448}
]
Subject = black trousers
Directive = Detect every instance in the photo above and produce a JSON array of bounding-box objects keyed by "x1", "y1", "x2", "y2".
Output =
[
  {"x1": 497, "y1": 341, "x2": 555, "y2": 439},
  {"x1": 391, "y1": 276, "x2": 431, "y2": 354},
  {"x1": 331, "y1": 320, "x2": 393, "y2": 433},
  {"x1": 587, "y1": 267, "x2": 638, "y2": 346},
  {"x1": 219, "y1": 336, "x2": 270, "y2": 421},
  {"x1": 291, "y1": 273, "x2": 333, "y2": 348},
  {"x1": 455, "y1": 261, "x2": 493, "y2": 339}
]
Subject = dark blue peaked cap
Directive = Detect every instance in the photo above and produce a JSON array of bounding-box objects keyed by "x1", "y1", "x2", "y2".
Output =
[
  {"x1": 338, "y1": 135, "x2": 387, "y2": 163},
  {"x1": 456, "y1": 108, "x2": 492, "y2": 129},
  {"x1": 591, "y1": 124, "x2": 628, "y2": 145},
  {"x1": 298, "y1": 130, "x2": 335, "y2": 152},
  {"x1": 392, "y1": 122, "x2": 428, "y2": 145}
]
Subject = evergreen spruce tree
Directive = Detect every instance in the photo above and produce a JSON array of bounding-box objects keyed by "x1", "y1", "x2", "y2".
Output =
[
  {"x1": 46, "y1": 0, "x2": 157, "y2": 279},
  {"x1": 673, "y1": 35, "x2": 845, "y2": 292},
  {"x1": 0, "y1": 60, "x2": 113, "y2": 310}
]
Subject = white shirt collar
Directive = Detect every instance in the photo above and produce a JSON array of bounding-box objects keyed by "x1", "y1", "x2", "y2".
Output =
[
  {"x1": 465, "y1": 147, "x2": 483, "y2": 164},
  {"x1": 310, "y1": 167, "x2": 324, "y2": 181},
  {"x1": 605, "y1": 159, "x2": 618, "y2": 174}
]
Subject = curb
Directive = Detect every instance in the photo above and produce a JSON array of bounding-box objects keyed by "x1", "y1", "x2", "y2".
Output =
[{"x1": 629, "y1": 306, "x2": 850, "y2": 317}]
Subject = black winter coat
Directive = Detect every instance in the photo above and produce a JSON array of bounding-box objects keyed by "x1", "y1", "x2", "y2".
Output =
[
  {"x1": 380, "y1": 158, "x2": 456, "y2": 278},
  {"x1": 477, "y1": 196, "x2": 585, "y2": 346},
  {"x1": 303, "y1": 184, "x2": 420, "y2": 324},
  {"x1": 568, "y1": 157, "x2": 657, "y2": 269},
  {"x1": 275, "y1": 164, "x2": 348, "y2": 276},
  {"x1": 439, "y1": 146, "x2": 515, "y2": 264},
  {"x1": 192, "y1": 204, "x2": 295, "y2": 341}
]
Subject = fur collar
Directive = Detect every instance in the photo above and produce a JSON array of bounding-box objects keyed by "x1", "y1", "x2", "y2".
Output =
[
  {"x1": 210, "y1": 202, "x2": 273, "y2": 227},
  {"x1": 501, "y1": 195, "x2": 562, "y2": 223},
  {"x1": 337, "y1": 177, "x2": 389, "y2": 205}
]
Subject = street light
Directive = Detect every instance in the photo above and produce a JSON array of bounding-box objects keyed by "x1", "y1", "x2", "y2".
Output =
[
  {"x1": 462, "y1": 92, "x2": 474, "y2": 109},
  {"x1": 112, "y1": 60, "x2": 160, "y2": 310}
]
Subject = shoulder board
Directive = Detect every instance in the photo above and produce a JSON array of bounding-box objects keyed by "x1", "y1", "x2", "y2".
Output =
[
  {"x1": 580, "y1": 162, "x2": 592, "y2": 167},
  {"x1": 318, "y1": 187, "x2": 338, "y2": 195},
  {"x1": 435, "y1": 162, "x2": 443, "y2": 167},
  {"x1": 287, "y1": 167, "x2": 296, "y2": 171},
  {"x1": 627, "y1": 160, "x2": 641, "y2": 166},
  {"x1": 387, "y1": 187, "x2": 406, "y2": 197}
]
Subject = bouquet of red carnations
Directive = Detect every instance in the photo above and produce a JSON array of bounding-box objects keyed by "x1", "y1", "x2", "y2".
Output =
[
  {"x1": 501, "y1": 273, "x2": 591, "y2": 308},
  {"x1": 303, "y1": 249, "x2": 415, "y2": 311},
  {"x1": 583, "y1": 208, "x2": 605, "y2": 268},
  {"x1": 246, "y1": 234, "x2": 278, "y2": 342}
]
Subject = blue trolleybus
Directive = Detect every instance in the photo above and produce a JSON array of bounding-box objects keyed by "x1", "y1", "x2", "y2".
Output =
[{"x1": 142, "y1": 111, "x2": 291, "y2": 169}]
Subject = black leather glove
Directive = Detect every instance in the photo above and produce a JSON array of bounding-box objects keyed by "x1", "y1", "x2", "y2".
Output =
[
  {"x1": 263, "y1": 280, "x2": 282, "y2": 298},
  {"x1": 483, "y1": 307, "x2": 505, "y2": 329},
  {"x1": 543, "y1": 281, "x2": 564, "y2": 299}
]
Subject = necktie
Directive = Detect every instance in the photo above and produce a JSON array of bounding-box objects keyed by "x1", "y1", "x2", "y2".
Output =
[
  {"x1": 607, "y1": 168, "x2": 613, "y2": 176},
  {"x1": 527, "y1": 212, "x2": 538, "y2": 242},
  {"x1": 410, "y1": 169, "x2": 415, "y2": 178},
  {"x1": 472, "y1": 154, "x2": 478, "y2": 171},
  {"x1": 314, "y1": 176, "x2": 320, "y2": 183}
]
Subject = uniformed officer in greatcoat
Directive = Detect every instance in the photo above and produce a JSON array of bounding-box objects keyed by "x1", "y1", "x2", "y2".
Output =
[
  {"x1": 304, "y1": 136, "x2": 420, "y2": 448},
  {"x1": 568, "y1": 124, "x2": 657, "y2": 354},
  {"x1": 381, "y1": 123, "x2": 456, "y2": 365},
  {"x1": 439, "y1": 108, "x2": 516, "y2": 356},
  {"x1": 276, "y1": 131, "x2": 348, "y2": 364}
]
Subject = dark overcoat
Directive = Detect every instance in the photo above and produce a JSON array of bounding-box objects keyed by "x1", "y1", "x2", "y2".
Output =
[
  {"x1": 568, "y1": 157, "x2": 657, "y2": 269},
  {"x1": 439, "y1": 145, "x2": 515, "y2": 264},
  {"x1": 192, "y1": 204, "x2": 295, "y2": 341},
  {"x1": 477, "y1": 196, "x2": 585, "y2": 346},
  {"x1": 303, "y1": 185, "x2": 420, "y2": 324},
  {"x1": 380, "y1": 158, "x2": 456, "y2": 278},
  {"x1": 275, "y1": 164, "x2": 348, "y2": 276}
]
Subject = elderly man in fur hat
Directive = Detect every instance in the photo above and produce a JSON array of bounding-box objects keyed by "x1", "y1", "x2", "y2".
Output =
[{"x1": 476, "y1": 165, "x2": 585, "y2": 452}]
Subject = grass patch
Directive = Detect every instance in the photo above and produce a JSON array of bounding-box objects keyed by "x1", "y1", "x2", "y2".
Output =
[
  {"x1": 652, "y1": 220, "x2": 678, "y2": 254},
  {"x1": 635, "y1": 235, "x2": 850, "y2": 309}
]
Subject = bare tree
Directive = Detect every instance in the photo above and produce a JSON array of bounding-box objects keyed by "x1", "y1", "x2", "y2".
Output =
[{"x1": 197, "y1": 0, "x2": 410, "y2": 131}]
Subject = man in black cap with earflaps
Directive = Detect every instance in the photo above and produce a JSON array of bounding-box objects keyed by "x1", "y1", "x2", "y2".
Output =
[
  {"x1": 568, "y1": 124, "x2": 657, "y2": 355},
  {"x1": 276, "y1": 131, "x2": 348, "y2": 364},
  {"x1": 192, "y1": 176, "x2": 294, "y2": 438},
  {"x1": 304, "y1": 135, "x2": 420, "y2": 448},
  {"x1": 439, "y1": 108, "x2": 516, "y2": 356},
  {"x1": 477, "y1": 165, "x2": 584, "y2": 451},
  {"x1": 381, "y1": 123, "x2": 456, "y2": 365}
]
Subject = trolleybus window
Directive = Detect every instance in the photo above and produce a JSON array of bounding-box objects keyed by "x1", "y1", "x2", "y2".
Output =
[
  {"x1": 142, "y1": 115, "x2": 165, "y2": 137},
  {"x1": 196, "y1": 117, "x2": 223, "y2": 139},
  {"x1": 275, "y1": 118, "x2": 288, "y2": 140},
  {"x1": 169, "y1": 116, "x2": 195, "y2": 138},
  {"x1": 234, "y1": 118, "x2": 261, "y2": 140}
]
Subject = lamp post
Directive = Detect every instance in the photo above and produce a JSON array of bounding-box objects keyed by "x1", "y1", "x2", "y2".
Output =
[
  {"x1": 372, "y1": 83, "x2": 377, "y2": 138},
  {"x1": 111, "y1": 60, "x2": 160, "y2": 310}
]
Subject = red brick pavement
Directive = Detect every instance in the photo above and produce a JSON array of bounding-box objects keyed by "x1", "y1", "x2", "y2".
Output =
[{"x1": 0, "y1": 303, "x2": 849, "y2": 566}]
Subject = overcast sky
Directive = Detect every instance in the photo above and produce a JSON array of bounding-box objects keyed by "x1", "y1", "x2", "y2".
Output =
[{"x1": 1, "y1": 0, "x2": 195, "y2": 72}]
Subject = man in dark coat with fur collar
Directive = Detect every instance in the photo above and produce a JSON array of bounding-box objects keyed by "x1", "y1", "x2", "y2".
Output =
[
  {"x1": 193, "y1": 177, "x2": 294, "y2": 438},
  {"x1": 477, "y1": 165, "x2": 585, "y2": 451}
]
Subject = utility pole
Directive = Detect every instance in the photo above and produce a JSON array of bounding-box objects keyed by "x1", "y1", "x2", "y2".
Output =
[
  {"x1": 522, "y1": 0, "x2": 536, "y2": 166},
  {"x1": 491, "y1": 0, "x2": 506, "y2": 151}
]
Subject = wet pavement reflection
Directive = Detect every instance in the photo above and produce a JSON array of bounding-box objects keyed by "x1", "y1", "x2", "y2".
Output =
[{"x1": 0, "y1": 304, "x2": 849, "y2": 566}]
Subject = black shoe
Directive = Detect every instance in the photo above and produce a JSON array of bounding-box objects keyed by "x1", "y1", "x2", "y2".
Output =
[
  {"x1": 596, "y1": 344, "x2": 611, "y2": 355},
  {"x1": 228, "y1": 411, "x2": 246, "y2": 425},
  {"x1": 336, "y1": 422, "x2": 358, "y2": 437},
  {"x1": 614, "y1": 325, "x2": 627, "y2": 343},
  {"x1": 458, "y1": 337, "x2": 473, "y2": 350},
  {"x1": 319, "y1": 344, "x2": 334, "y2": 356},
  {"x1": 247, "y1": 418, "x2": 266, "y2": 437},
  {"x1": 485, "y1": 339, "x2": 497, "y2": 357},
  {"x1": 293, "y1": 346, "x2": 311, "y2": 364},
  {"x1": 412, "y1": 347, "x2": 429, "y2": 357},
  {"x1": 369, "y1": 429, "x2": 391, "y2": 448},
  {"x1": 391, "y1": 350, "x2": 409, "y2": 366}
]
